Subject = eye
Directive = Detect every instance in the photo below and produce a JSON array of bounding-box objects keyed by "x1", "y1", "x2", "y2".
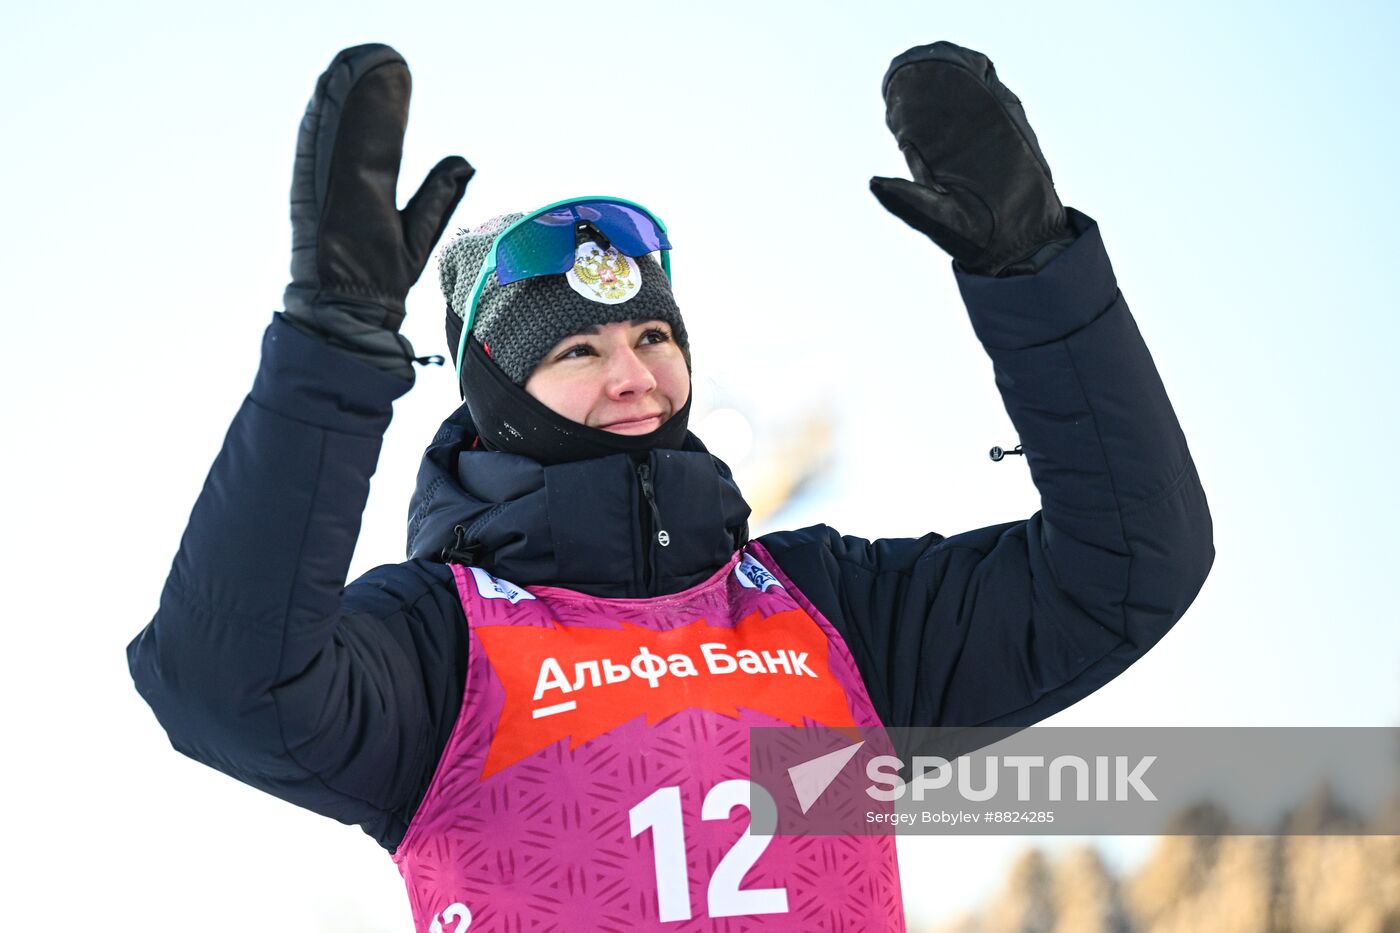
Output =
[
  {"x1": 639, "y1": 327, "x2": 672, "y2": 346},
  {"x1": 555, "y1": 341, "x2": 597, "y2": 361}
]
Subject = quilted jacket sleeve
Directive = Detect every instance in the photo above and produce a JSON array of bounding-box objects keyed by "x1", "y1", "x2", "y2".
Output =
[
  {"x1": 126, "y1": 315, "x2": 465, "y2": 850},
  {"x1": 760, "y1": 208, "x2": 1214, "y2": 728}
]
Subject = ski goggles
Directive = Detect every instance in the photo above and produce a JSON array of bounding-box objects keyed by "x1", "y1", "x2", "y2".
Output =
[{"x1": 455, "y1": 195, "x2": 673, "y2": 382}]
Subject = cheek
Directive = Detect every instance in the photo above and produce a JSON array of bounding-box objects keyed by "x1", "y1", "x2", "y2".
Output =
[
  {"x1": 524, "y1": 372, "x2": 600, "y2": 424},
  {"x1": 656, "y1": 357, "x2": 691, "y2": 410}
]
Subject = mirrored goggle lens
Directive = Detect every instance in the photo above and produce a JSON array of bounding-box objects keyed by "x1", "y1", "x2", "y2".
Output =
[{"x1": 495, "y1": 200, "x2": 671, "y2": 286}]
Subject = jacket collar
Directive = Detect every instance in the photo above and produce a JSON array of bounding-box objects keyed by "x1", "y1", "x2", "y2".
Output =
[{"x1": 407, "y1": 402, "x2": 752, "y2": 598}]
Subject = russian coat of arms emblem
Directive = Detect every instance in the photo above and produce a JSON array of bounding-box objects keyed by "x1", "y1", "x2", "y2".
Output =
[{"x1": 568, "y1": 244, "x2": 639, "y2": 303}]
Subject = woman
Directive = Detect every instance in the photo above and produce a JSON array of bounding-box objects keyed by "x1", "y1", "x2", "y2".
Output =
[{"x1": 128, "y1": 41, "x2": 1213, "y2": 932}]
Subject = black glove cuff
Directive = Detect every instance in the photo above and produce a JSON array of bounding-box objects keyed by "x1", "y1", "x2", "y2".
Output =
[
  {"x1": 986, "y1": 230, "x2": 1077, "y2": 278},
  {"x1": 280, "y1": 292, "x2": 416, "y2": 380}
]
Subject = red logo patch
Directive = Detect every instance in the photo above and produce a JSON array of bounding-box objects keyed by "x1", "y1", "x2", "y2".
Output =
[{"x1": 473, "y1": 609, "x2": 856, "y2": 777}]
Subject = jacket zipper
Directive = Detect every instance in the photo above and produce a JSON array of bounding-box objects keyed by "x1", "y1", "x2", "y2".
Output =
[{"x1": 636, "y1": 462, "x2": 671, "y2": 593}]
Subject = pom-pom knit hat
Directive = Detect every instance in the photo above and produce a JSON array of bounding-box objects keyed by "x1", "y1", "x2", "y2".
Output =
[{"x1": 439, "y1": 213, "x2": 689, "y2": 386}]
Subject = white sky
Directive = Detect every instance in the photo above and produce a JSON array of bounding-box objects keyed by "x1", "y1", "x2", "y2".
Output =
[{"x1": 3, "y1": 1, "x2": 1397, "y2": 929}]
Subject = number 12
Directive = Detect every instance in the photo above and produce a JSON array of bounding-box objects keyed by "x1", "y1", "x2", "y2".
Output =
[{"x1": 629, "y1": 780, "x2": 789, "y2": 922}]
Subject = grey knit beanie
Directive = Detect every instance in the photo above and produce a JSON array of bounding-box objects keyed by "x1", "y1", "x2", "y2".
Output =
[{"x1": 439, "y1": 212, "x2": 688, "y2": 385}]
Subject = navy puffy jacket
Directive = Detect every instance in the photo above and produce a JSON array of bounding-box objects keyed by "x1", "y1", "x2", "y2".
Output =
[{"x1": 128, "y1": 209, "x2": 1213, "y2": 851}]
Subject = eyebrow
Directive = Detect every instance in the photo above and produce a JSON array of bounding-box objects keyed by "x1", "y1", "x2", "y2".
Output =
[{"x1": 572, "y1": 319, "x2": 667, "y2": 336}]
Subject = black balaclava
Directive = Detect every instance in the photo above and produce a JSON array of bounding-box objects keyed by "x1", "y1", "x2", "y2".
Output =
[{"x1": 440, "y1": 211, "x2": 692, "y2": 465}]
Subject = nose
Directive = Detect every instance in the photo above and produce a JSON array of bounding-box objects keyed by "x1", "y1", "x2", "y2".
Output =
[{"x1": 604, "y1": 344, "x2": 656, "y2": 400}]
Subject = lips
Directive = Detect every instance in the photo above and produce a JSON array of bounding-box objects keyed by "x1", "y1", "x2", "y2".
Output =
[{"x1": 598, "y1": 412, "x2": 665, "y2": 434}]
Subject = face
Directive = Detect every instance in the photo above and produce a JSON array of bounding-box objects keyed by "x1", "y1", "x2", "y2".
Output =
[{"x1": 524, "y1": 319, "x2": 690, "y2": 435}]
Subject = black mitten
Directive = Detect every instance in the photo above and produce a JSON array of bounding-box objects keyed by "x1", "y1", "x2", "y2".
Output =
[
  {"x1": 870, "y1": 41, "x2": 1073, "y2": 277},
  {"x1": 282, "y1": 43, "x2": 474, "y2": 374}
]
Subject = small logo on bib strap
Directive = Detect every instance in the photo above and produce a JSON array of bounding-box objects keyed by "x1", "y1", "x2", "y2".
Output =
[
  {"x1": 735, "y1": 553, "x2": 783, "y2": 592},
  {"x1": 470, "y1": 567, "x2": 537, "y2": 604}
]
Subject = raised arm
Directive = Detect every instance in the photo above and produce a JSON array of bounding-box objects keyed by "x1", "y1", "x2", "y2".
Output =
[
  {"x1": 126, "y1": 45, "x2": 473, "y2": 848},
  {"x1": 762, "y1": 42, "x2": 1213, "y2": 728}
]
